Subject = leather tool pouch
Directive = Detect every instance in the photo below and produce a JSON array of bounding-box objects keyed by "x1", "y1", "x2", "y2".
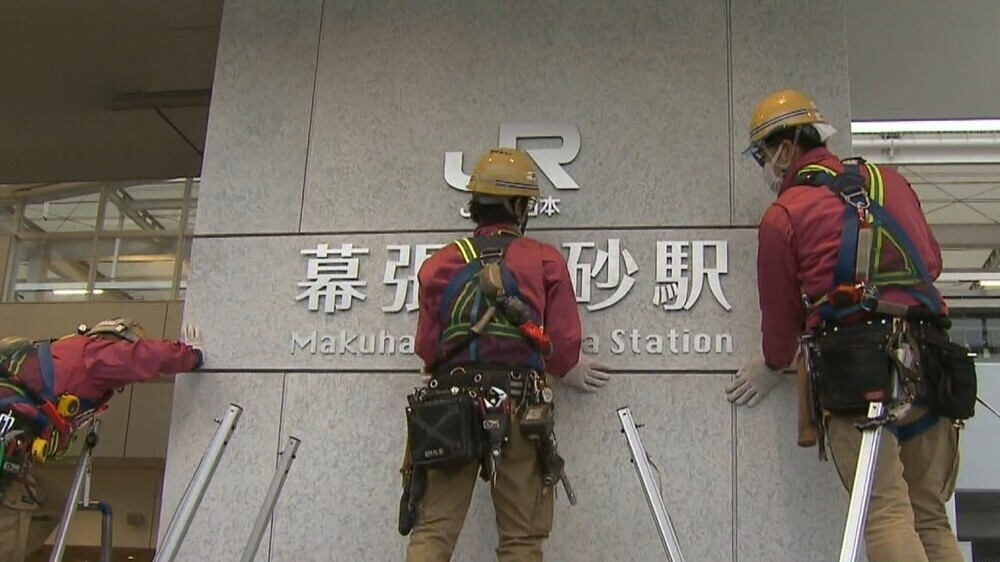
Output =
[
  {"x1": 809, "y1": 319, "x2": 895, "y2": 413},
  {"x1": 406, "y1": 388, "x2": 482, "y2": 469},
  {"x1": 914, "y1": 324, "x2": 978, "y2": 420},
  {"x1": 519, "y1": 402, "x2": 554, "y2": 440}
]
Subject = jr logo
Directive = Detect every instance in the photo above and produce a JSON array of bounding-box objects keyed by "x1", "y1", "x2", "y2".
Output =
[{"x1": 444, "y1": 122, "x2": 581, "y2": 192}]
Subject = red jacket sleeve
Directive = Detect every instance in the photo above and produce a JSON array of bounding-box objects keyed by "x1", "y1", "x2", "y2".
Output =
[
  {"x1": 758, "y1": 205, "x2": 804, "y2": 370},
  {"x1": 540, "y1": 245, "x2": 582, "y2": 377},
  {"x1": 83, "y1": 338, "x2": 201, "y2": 392},
  {"x1": 414, "y1": 246, "x2": 457, "y2": 367}
]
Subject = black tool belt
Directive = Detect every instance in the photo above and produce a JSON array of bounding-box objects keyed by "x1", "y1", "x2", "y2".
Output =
[
  {"x1": 807, "y1": 317, "x2": 902, "y2": 413},
  {"x1": 428, "y1": 365, "x2": 535, "y2": 401},
  {"x1": 910, "y1": 321, "x2": 978, "y2": 420},
  {"x1": 808, "y1": 314, "x2": 978, "y2": 421}
]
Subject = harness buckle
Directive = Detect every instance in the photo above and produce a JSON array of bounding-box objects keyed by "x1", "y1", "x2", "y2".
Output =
[
  {"x1": 828, "y1": 283, "x2": 864, "y2": 309},
  {"x1": 840, "y1": 187, "x2": 870, "y2": 212},
  {"x1": 860, "y1": 284, "x2": 879, "y2": 312}
]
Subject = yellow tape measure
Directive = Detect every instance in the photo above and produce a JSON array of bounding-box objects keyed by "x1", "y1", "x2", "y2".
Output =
[{"x1": 57, "y1": 395, "x2": 80, "y2": 417}]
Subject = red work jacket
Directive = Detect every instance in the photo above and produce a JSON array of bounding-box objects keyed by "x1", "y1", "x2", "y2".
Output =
[
  {"x1": 757, "y1": 148, "x2": 945, "y2": 370},
  {"x1": 415, "y1": 223, "x2": 582, "y2": 377},
  {"x1": 1, "y1": 335, "x2": 201, "y2": 420}
]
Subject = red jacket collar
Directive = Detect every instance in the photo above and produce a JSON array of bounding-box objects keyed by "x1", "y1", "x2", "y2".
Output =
[
  {"x1": 779, "y1": 147, "x2": 841, "y2": 194},
  {"x1": 473, "y1": 223, "x2": 521, "y2": 237}
]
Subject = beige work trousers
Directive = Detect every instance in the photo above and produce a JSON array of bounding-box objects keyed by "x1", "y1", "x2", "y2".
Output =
[
  {"x1": 0, "y1": 465, "x2": 65, "y2": 562},
  {"x1": 405, "y1": 414, "x2": 555, "y2": 562},
  {"x1": 826, "y1": 407, "x2": 963, "y2": 562}
]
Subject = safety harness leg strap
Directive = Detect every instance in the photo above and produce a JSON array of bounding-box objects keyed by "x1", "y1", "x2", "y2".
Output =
[{"x1": 884, "y1": 411, "x2": 940, "y2": 443}]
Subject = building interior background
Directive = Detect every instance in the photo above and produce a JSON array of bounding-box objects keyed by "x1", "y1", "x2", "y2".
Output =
[{"x1": 0, "y1": 0, "x2": 998, "y2": 560}]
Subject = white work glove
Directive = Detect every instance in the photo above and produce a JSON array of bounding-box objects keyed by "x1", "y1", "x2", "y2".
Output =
[
  {"x1": 560, "y1": 354, "x2": 611, "y2": 393},
  {"x1": 181, "y1": 325, "x2": 205, "y2": 369},
  {"x1": 725, "y1": 355, "x2": 783, "y2": 407}
]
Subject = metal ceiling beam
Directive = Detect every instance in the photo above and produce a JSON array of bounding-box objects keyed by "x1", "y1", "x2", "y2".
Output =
[
  {"x1": 937, "y1": 270, "x2": 1000, "y2": 282},
  {"x1": 854, "y1": 134, "x2": 1000, "y2": 165},
  {"x1": 930, "y1": 224, "x2": 1000, "y2": 249},
  {"x1": 983, "y1": 249, "x2": 1000, "y2": 270},
  {"x1": 106, "y1": 188, "x2": 166, "y2": 231},
  {"x1": 115, "y1": 198, "x2": 195, "y2": 212}
]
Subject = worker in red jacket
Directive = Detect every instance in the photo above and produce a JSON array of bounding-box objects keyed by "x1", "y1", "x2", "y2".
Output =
[
  {"x1": 0, "y1": 319, "x2": 204, "y2": 562},
  {"x1": 402, "y1": 148, "x2": 610, "y2": 561},
  {"x1": 726, "y1": 90, "x2": 963, "y2": 561}
]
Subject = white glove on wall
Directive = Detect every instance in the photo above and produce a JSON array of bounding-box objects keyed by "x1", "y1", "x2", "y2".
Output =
[
  {"x1": 181, "y1": 324, "x2": 205, "y2": 368},
  {"x1": 181, "y1": 324, "x2": 203, "y2": 348},
  {"x1": 725, "y1": 354, "x2": 783, "y2": 407},
  {"x1": 560, "y1": 354, "x2": 611, "y2": 393}
]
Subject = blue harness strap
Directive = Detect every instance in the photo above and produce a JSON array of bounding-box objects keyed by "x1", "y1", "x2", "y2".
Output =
[
  {"x1": 440, "y1": 262, "x2": 482, "y2": 324},
  {"x1": 35, "y1": 342, "x2": 57, "y2": 402},
  {"x1": 807, "y1": 168, "x2": 865, "y2": 322},
  {"x1": 0, "y1": 394, "x2": 32, "y2": 409}
]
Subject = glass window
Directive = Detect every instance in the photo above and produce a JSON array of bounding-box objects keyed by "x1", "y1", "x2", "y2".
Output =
[
  {"x1": 102, "y1": 181, "x2": 191, "y2": 233},
  {"x1": 92, "y1": 237, "x2": 179, "y2": 301},
  {"x1": 949, "y1": 317, "x2": 985, "y2": 350},
  {"x1": 2, "y1": 179, "x2": 198, "y2": 303},
  {"x1": 9, "y1": 238, "x2": 96, "y2": 302},
  {"x1": 22, "y1": 190, "x2": 103, "y2": 234}
]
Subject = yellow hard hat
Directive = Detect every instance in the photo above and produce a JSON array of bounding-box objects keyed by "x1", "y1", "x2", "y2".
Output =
[
  {"x1": 748, "y1": 89, "x2": 828, "y2": 144},
  {"x1": 467, "y1": 148, "x2": 540, "y2": 199},
  {"x1": 744, "y1": 89, "x2": 837, "y2": 167}
]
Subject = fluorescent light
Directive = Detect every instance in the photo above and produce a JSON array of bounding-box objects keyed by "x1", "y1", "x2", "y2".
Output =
[
  {"x1": 52, "y1": 289, "x2": 104, "y2": 295},
  {"x1": 937, "y1": 271, "x2": 1000, "y2": 283},
  {"x1": 979, "y1": 280, "x2": 1000, "y2": 289},
  {"x1": 852, "y1": 119, "x2": 1000, "y2": 134}
]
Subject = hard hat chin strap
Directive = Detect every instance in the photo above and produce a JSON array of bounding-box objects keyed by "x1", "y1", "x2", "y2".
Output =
[
  {"x1": 517, "y1": 212, "x2": 530, "y2": 235},
  {"x1": 507, "y1": 198, "x2": 531, "y2": 235}
]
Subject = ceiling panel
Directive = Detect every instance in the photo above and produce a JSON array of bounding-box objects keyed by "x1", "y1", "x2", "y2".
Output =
[
  {"x1": 942, "y1": 249, "x2": 994, "y2": 269},
  {"x1": 926, "y1": 204, "x2": 996, "y2": 225},
  {"x1": 847, "y1": 0, "x2": 1000, "y2": 120},
  {"x1": 0, "y1": 0, "x2": 222, "y2": 183}
]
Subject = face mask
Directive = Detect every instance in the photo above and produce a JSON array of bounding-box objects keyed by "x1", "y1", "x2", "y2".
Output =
[{"x1": 761, "y1": 145, "x2": 785, "y2": 194}]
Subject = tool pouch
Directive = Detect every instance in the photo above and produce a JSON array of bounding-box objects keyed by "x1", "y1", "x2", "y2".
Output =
[
  {"x1": 0, "y1": 412, "x2": 32, "y2": 490},
  {"x1": 406, "y1": 388, "x2": 482, "y2": 469},
  {"x1": 914, "y1": 324, "x2": 978, "y2": 420},
  {"x1": 519, "y1": 402, "x2": 555, "y2": 440},
  {"x1": 809, "y1": 319, "x2": 895, "y2": 413}
]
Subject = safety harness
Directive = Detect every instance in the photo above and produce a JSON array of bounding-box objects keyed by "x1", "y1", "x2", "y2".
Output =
[
  {"x1": 431, "y1": 230, "x2": 550, "y2": 372},
  {"x1": 796, "y1": 159, "x2": 943, "y2": 324},
  {"x1": 1, "y1": 341, "x2": 105, "y2": 466},
  {"x1": 797, "y1": 158, "x2": 947, "y2": 442}
]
